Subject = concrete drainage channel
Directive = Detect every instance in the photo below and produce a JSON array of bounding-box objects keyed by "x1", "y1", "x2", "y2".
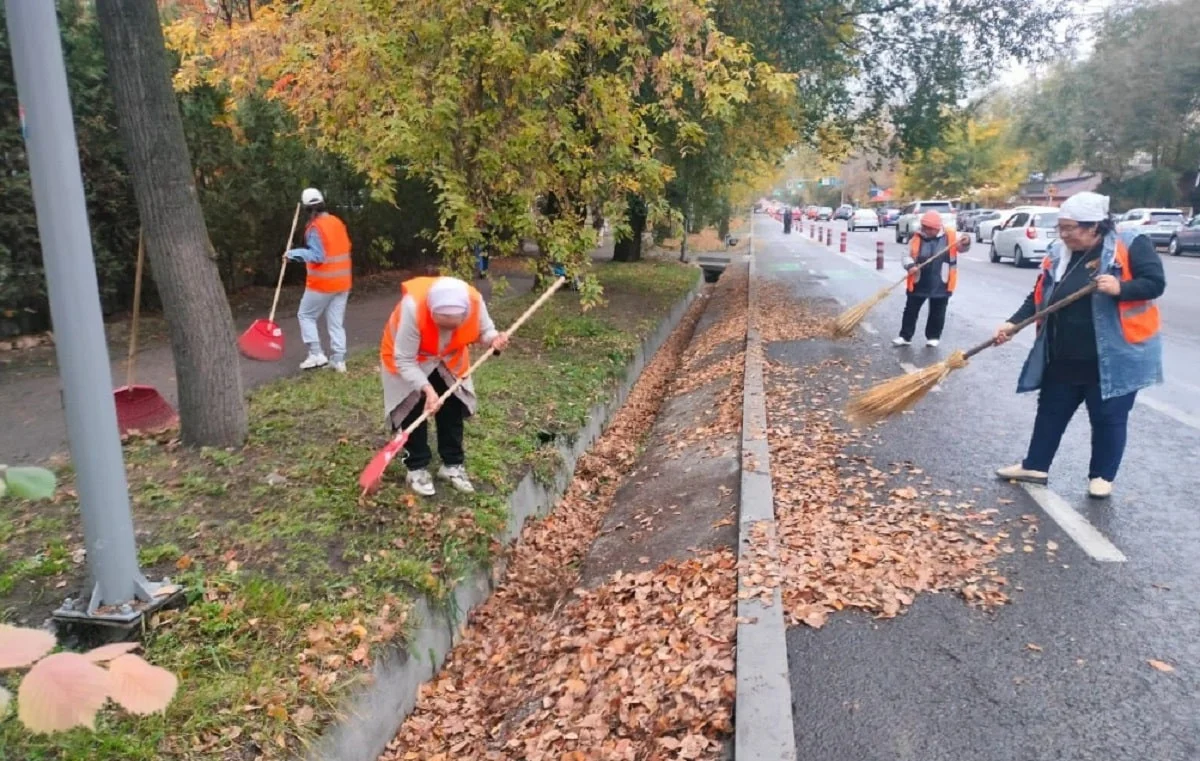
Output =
[
  {"x1": 305, "y1": 277, "x2": 703, "y2": 761},
  {"x1": 735, "y1": 255, "x2": 798, "y2": 760}
]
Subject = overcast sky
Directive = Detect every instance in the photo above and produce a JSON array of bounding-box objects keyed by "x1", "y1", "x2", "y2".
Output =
[{"x1": 994, "y1": 0, "x2": 1121, "y2": 89}]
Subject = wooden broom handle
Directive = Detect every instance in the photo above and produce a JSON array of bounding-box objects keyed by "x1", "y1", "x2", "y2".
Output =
[
  {"x1": 269, "y1": 203, "x2": 302, "y2": 324},
  {"x1": 963, "y1": 281, "x2": 1099, "y2": 360},
  {"x1": 397, "y1": 276, "x2": 568, "y2": 438},
  {"x1": 126, "y1": 229, "x2": 145, "y2": 389},
  {"x1": 883, "y1": 243, "x2": 953, "y2": 293}
]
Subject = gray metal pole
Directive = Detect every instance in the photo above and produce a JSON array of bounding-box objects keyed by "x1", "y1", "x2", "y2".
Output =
[{"x1": 6, "y1": 0, "x2": 151, "y2": 614}]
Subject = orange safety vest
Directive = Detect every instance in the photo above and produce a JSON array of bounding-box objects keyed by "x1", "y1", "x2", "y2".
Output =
[
  {"x1": 1033, "y1": 238, "x2": 1160, "y2": 343},
  {"x1": 906, "y1": 229, "x2": 958, "y2": 293},
  {"x1": 379, "y1": 277, "x2": 483, "y2": 377},
  {"x1": 305, "y1": 214, "x2": 352, "y2": 294}
]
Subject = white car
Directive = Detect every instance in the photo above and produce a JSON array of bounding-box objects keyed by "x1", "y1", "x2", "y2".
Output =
[
  {"x1": 990, "y1": 208, "x2": 1059, "y2": 267},
  {"x1": 847, "y1": 208, "x2": 879, "y2": 232},
  {"x1": 895, "y1": 200, "x2": 957, "y2": 243},
  {"x1": 978, "y1": 206, "x2": 1052, "y2": 244},
  {"x1": 1116, "y1": 208, "x2": 1187, "y2": 248}
]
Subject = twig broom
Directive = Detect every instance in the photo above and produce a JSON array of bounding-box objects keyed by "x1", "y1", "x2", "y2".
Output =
[
  {"x1": 846, "y1": 281, "x2": 1099, "y2": 425},
  {"x1": 831, "y1": 245, "x2": 954, "y2": 338}
]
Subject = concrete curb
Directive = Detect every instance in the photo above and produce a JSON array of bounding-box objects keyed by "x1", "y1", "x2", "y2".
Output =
[
  {"x1": 304, "y1": 275, "x2": 703, "y2": 761},
  {"x1": 735, "y1": 253, "x2": 797, "y2": 760}
]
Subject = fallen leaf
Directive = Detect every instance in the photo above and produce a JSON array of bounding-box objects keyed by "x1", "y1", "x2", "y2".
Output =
[
  {"x1": 18, "y1": 653, "x2": 110, "y2": 732},
  {"x1": 175, "y1": 554, "x2": 194, "y2": 571},
  {"x1": 266, "y1": 703, "x2": 289, "y2": 722},
  {"x1": 294, "y1": 705, "x2": 315, "y2": 726},
  {"x1": 0, "y1": 625, "x2": 56, "y2": 669},
  {"x1": 83, "y1": 642, "x2": 140, "y2": 663},
  {"x1": 1148, "y1": 659, "x2": 1175, "y2": 673},
  {"x1": 1026, "y1": 643, "x2": 1043, "y2": 652},
  {"x1": 1045, "y1": 541, "x2": 1059, "y2": 552},
  {"x1": 107, "y1": 654, "x2": 179, "y2": 715}
]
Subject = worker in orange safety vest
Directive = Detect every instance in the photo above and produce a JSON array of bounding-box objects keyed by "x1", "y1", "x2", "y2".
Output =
[
  {"x1": 892, "y1": 210, "x2": 970, "y2": 348},
  {"x1": 285, "y1": 188, "x2": 352, "y2": 372},
  {"x1": 379, "y1": 276, "x2": 509, "y2": 496}
]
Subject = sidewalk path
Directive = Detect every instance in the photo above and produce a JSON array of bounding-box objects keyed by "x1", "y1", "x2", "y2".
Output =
[{"x1": 0, "y1": 273, "x2": 533, "y2": 466}]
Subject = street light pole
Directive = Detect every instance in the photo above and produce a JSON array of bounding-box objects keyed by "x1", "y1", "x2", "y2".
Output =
[{"x1": 5, "y1": 0, "x2": 162, "y2": 623}]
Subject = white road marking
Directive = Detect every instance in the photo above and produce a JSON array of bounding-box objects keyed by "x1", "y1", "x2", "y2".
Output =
[
  {"x1": 1136, "y1": 394, "x2": 1200, "y2": 432},
  {"x1": 1019, "y1": 484, "x2": 1128, "y2": 562},
  {"x1": 899, "y1": 361, "x2": 942, "y2": 392},
  {"x1": 1179, "y1": 274, "x2": 1200, "y2": 281}
]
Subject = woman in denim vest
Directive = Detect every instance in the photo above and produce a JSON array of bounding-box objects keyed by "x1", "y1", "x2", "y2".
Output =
[{"x1": 992, "y1": 192, "x2": 1165, "y2": 499}]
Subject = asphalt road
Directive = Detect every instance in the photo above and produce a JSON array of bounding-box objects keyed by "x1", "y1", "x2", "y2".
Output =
[{"x1": 754, "y1": 215, "x2": 1200, "y2": 761}]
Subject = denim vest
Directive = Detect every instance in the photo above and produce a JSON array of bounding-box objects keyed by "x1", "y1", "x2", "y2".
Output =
[{"x1": 1016, "y1": 231, "x2": 1163, "y2": 399}]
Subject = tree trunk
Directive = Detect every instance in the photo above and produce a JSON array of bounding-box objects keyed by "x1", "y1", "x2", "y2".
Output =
[
  {"x1": 95, "y1": 0, "x2": 247, "y2": 447},
  {"x1": 612, "y1": 195, "x2": 646, "y2": 262}
]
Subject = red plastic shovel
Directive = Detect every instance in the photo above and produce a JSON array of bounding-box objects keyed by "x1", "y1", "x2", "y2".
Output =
[
  {"x1": 114, "y1": 229, "x2": 177, "y2": 436},
  {"x1": 238, "y1": 203, "x2": 301, "y2": 361},
  {"x1": 359, "y1": 276, "x2": 568, "y2": 495}
]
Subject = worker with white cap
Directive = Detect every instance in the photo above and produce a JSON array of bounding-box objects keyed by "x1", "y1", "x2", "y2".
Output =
[
  {"x1": 994, "y1": 191, "x2": 1165, "y2": 499},
  {"x1": 285, "y1": 188, "x2": 353, "y2": 372},
  {"x1": 379, "y1": 276, "x2": 509, "y2": 496}
]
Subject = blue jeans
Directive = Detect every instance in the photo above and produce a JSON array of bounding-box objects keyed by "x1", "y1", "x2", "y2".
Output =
[{"x1": 1022, "y1": 381, "x2": 1137, "y2": 481}]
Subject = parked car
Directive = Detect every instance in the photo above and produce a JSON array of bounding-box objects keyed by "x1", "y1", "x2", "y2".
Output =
[
  {"x1": 877, "y1": 207, "x2": 901, "y2": 227},
  {"x1": 816, "y1": 206, "x2": 834, "y2": 221},
  {"x1": 1167, "y1": 216, "x2": 1200, "y2": 256},
  {"x1": 833, "y1": 204, "x2": 854, "y2": 221},
  {"x1": 990, "y1": 209, "x2": 1059, "y2": 267},
  {"x1": 958, "y1": 208, "x2": 995, "y2": 233},
  {"x1": 1116, "y1": 208, "x2": 1187, "y2": 247},
  {"x1": 978, "y1": 207, "x2": 1048, "y2": 244},
  {"x1": 847, "y1": 207, "x2": 879, "y2": 232},
  {"x1": 895, "y1": 200, "x2": 956, "y2": 243}
]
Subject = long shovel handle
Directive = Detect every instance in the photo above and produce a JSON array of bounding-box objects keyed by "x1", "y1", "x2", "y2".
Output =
[
  {"x1": 393, "y1": 276, "x2": 568, "y2": 440},
  {"x1": 962, "y1": 281, "x2": 1099, "y2": 360},
  {"x1": 268, "y1": 203, "x2": 302, "y2": 324},
  {"x1": 126, "y1": 229, "x2": 145, "y2": 389}
]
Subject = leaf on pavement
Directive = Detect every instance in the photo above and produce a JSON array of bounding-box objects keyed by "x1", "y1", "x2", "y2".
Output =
[{"x1": 1148, "y1": 659, "x2": 1175, "y2": 673}]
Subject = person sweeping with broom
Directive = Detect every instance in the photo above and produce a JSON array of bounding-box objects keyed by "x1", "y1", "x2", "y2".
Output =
[
  {"x1": 286, "y1": 188, "x2": 352, "y2": 373},
  {"x1": 992, "y1": 192, "x2": 1165, "y2": 499},
  {"x1": 892, "y1": 210, "x2": 969, "y2": 348},
  {"x1": 379, "y1": 276, "x2": 509, "y2": 496}
]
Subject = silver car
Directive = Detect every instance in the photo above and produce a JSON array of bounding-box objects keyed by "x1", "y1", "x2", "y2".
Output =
[
  {"x1": 991, "y1": 210, "x2": 1059, "y2": 268},
  {"x1": 1116, "y1": 208, "x2": 1187, "y2": 247}
]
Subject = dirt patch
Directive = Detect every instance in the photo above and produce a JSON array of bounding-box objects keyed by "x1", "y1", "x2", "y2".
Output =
[{"x1": 578, "y1": 265, "x2": 748, "y2": 586}]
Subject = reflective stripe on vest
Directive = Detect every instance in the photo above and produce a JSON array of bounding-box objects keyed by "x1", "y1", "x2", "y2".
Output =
[
  {"x1": 306, "y1": 214, "x2": 352, "y2": 293},
  {"x1": 1032, "y1": 240, "x2": 1160, "y2": 344},
  {"x1": 906, "y1": 229, "x2": 958, "y2": 293},
  {"x1": 379, "y1": 277, "x2": 483, "y2": 376}
]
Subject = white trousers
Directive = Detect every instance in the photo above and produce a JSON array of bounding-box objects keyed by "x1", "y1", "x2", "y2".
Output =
[{"x1": 297, "y1": 289, "x2": 349, "y2": 362}]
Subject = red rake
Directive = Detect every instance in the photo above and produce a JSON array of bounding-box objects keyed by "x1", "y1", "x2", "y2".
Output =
[
  {"x1": 114, "y1": 230, "x2": 177, "y2": 436},
  {"x1": 238, "y1": 203, "x2": 301, "y2": 361},
  {"x1": 359, "y1": 276, "x2": 568, "y2": 496}
]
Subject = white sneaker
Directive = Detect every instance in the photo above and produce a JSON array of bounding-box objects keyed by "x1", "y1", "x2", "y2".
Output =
[
  {"x1": 995, "y1": 464, "x2": 1048, "y2": 485},
  {"x1": 300, "y1": 353, "x2": 328, "y2": 370},
  {"x1": 406, "y1": 468, "x2": 435, "y2": 496},
  {"x1": 926, "y1": 339, "x2": 941, "y2": 347},
  {"x1": 892, "y1": 337, "x2": 911, "y2": 347},
  {"x1": 330, "y1": 361, "x2": 347, "y2": 373},
  {"x1": 437, "y1": 464, "x2": 475, "y2": 494},
  {"x1": 1088, "y1": 478, "x2": 1113, "y2": 499}
]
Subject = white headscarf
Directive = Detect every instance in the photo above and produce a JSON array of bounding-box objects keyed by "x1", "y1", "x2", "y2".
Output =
[
  {"x1": 427, "y1": 277, "x2": 471, "y2": 316},
  {"x1": 1059, "y1": 192, "x2": 1110, "y2": 223}
]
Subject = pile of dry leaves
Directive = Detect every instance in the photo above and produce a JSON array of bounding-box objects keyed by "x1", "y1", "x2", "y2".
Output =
[
  {"x1": 665, "y1": 267, "x2": 748, "y2": 455},
  {"x1": 383, "y1": 285, "x2": 740, "y2": 761},
  {"x1": 766, "y1": 357, "x2": 1010, "y2": 628}
]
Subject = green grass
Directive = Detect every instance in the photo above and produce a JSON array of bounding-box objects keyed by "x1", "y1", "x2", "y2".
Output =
[{"x1": 0, "y1": 259, "x2": 698, "y2": 761}]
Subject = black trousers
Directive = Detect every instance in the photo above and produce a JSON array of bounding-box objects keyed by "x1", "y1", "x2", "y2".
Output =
[
  {"x1": 397, "y1": 370, "x2": 466, "y2": 470},
  {"x1": 899, "y1": 294, "x2": 948, "y2": 341}
]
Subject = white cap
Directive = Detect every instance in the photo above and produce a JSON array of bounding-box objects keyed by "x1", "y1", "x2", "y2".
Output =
[
  {"x1": 427, "y1": 277, "x2": 471, "y2": 316},
  {"x1": 301, "y1": 188, "x2": 324, "y2": 207},
  {"x1": 1058, "y1": 192, "x2": 1110, "y2": 223}
]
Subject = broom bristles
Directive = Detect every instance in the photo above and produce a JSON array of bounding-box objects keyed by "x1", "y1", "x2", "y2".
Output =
[
  {"x1": 831, "y1": 286, "x2": 890, "y2": 338},
  {"x1": 846, "y1": 351, "x2": 967, "y2": 425}
]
